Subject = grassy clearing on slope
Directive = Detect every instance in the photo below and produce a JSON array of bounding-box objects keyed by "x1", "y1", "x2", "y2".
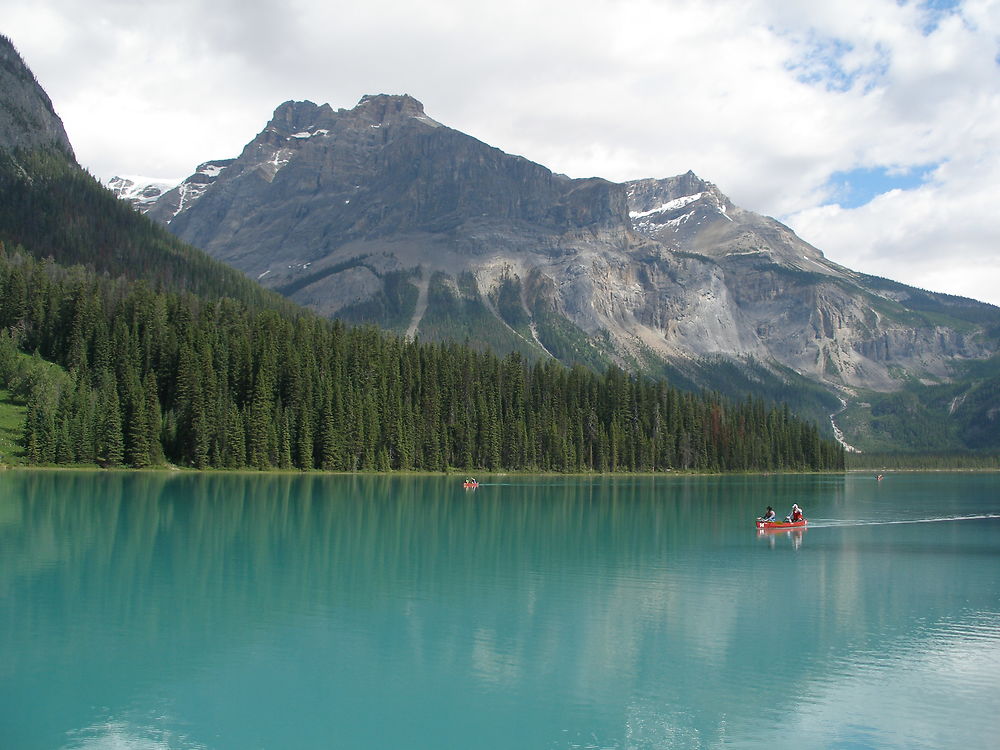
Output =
[{"x1": 0, "y1": 387, "x2": 25, "y2": 464}]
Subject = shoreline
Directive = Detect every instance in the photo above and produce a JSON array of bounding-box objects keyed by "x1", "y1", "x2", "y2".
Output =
[{"x1": 4, "y1": 464, "x2": 998, "y2": 477}]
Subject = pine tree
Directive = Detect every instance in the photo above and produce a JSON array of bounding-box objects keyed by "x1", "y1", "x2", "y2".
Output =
[
  {"x1": 95, "y1": 369, "x2": 124, "y2": 467},
  {"x1": 143, "y1": 371, "x2": 164, "y2": 465}
]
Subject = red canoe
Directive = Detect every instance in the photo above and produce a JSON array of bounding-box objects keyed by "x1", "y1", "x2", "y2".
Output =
[{"x1": 756, "y1": 519, "x2": 807, "y2": 530}]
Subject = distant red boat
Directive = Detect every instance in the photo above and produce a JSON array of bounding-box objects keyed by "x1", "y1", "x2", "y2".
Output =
[
  {"x1": 463, "y1": 480, "x2": 479, "y2": 489},
  {"x1": 756, "y1": 519, "x2": 807, "y2": 530}
]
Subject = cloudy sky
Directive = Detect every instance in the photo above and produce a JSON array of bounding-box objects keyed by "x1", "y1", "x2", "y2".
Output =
[{"x1": 6, "y1": 0, "x2": 1000, "y2": 304}]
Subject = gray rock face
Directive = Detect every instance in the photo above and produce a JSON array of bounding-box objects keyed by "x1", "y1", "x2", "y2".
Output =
[
  {"x1": 0, "y1": 35, "x2": 75, "y2": 158},
  {"x1": 149, "y1": 93, "x2": 1000, "y2": 397},
  {"x1": 143, "y1": 159, "x2": 234, "y2": 221},
  {"x1": 152, "y1": 95, "x2": 625, "y2": 276},
  {"x1": 623, "y1": 175, "x2": 995, "y2": 389},
  {"x1": 626, "y1": 172, "x2": 831, "y2": 270}
]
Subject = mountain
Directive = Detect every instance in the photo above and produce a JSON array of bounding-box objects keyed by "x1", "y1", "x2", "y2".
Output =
[
  {"x1": 107, "y1": 174, "x2": 185, "y2": 209},
  {"x1": 0, "y1": 36, "x2": 285, "y2": 308},
  {"x1": 114, "y1": 159, "x2": 235, "y2": 216},
  {"x1": 0, "y1": 35, "x2": 74, "y2": 158},
  {"x1": 622, "y1": 172, "x2": 996, "y2": 389},
  {"x1": 0, "y1": 35, "x2": 847, "y2": 474},
  {"x1": 134, "y1": 94, "x2": 1000, "y2": 450}
]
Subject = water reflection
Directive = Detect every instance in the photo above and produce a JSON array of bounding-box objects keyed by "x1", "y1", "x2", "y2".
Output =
[
  {"x1": 0, "y1": 471, "x2": 997, "y2": 749},
  {"x1": 758, "y1": 528, "x2": 805, "y2": 550}
]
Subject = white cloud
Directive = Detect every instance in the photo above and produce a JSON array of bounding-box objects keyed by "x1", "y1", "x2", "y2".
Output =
[
  {"x1": 788, "y1": 156, "x2": 1000, "y2": 304},
  {"x1": 5, "y1": 0, "x2": 1000, "y2": 304}
]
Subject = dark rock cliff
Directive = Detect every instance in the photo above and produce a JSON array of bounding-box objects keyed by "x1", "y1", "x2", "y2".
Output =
[
  {"x1": 153, "y1": 95, "x2": 628, "y2": 272},
  {"x1": 0, "y1": 35, "x2": 75, "y2": 159}
]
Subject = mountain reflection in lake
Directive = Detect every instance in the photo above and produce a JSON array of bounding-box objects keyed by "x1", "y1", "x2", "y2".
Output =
[{"x1": 1, "y1": 471, "x2": 998, "y2": 749}]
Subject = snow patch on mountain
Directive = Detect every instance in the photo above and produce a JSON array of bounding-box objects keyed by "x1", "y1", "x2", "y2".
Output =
[
  {"x1": 264, "y1": 147, "x2": 294, "y2": 179},
  {"x1": 289, "y1": 128, "x2": 329, "y2": 139},
  {"x1": 173, "y1": 181, "x2": 206, "y2": 218},
  {"x1": 108, "y1": 159, "x2": 236, "y2": 219},
  {"x1": 198, "y1": 163, "x2": 227, "y2": 178},
  {"x1": 107, "y1": 175, "x2": 181, "y2": 208},
  {"x1": 629, "y1": 193, "x2": 704, "y2": 220}
]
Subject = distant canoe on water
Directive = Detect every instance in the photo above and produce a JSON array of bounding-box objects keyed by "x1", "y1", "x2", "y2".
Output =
[{"x1": 756, "y1": 519, "x2": 807, "y2": 531}]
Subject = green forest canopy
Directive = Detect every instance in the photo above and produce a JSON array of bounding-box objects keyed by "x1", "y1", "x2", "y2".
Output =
[{"x1": 0, "y1": 246, "x2": 843, "y2": 472}]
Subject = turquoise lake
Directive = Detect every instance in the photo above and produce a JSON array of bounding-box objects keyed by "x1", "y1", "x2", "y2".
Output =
[{"x1": 1, "y1": 471, "x2": 999, "y2": 749}]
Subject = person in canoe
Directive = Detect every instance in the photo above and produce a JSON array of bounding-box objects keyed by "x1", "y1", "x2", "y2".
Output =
[
  {"x1": 785, "y1": 504, "x2": 804, "y2": 523},
  {"x1": 758, "y1": 506, "x2": 776, "y2": 523}
]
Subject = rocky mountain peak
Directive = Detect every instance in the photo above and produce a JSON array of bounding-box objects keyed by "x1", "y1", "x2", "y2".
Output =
[
  {"x1": 247, "y1": 95, "x2": 441, "y2": 157},
  {"x1": 266, "y1": 100, "x2": 333, "y2": 136},
  {"x1": 621, "y1": 172, "x2": 838, "y2": 273},
  {"x1": 352, "y1": 93, "x2": 437, "y2": 127},
  {"x1": 129, "y1": 159, "x2": 234, "y2": 222},
  {"x1": 107, "y1": 175, "x2": 181, "y2": 208},
  {"x1": 625, "y1": 171, "x2": 731, "y2": 217}
]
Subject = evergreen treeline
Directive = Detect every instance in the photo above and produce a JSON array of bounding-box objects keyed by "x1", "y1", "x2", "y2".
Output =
[
  {"x1": 0, "y1": 246, "x2": 844, "y2": 472},
  {"x1": 846, "y1": 452, "x2": 1000, "y2": 471}
]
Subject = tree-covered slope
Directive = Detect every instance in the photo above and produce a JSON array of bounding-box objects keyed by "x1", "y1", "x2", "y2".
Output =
[
  {"x1": 2, "y1": 35, "x2": 285, "y2": 308},
  {"x1": 0, "y1": 248, "x2": 844, "y2": 472},
  {"x1": 0, "y1": 148, "x2": 290, "y2": 310},
  {"x1": 838, "y1": 355, "x2": 1000, "y2": 454}
]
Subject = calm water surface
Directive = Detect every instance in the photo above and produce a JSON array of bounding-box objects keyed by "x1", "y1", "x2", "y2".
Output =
[{"x1": 1, "y1": 471, "x2": 999, "y2": 749}]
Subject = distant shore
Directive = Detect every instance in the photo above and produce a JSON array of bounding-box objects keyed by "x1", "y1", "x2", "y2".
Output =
[{"x1": 4, "y1": 464, "x2": 998, "y2": 477}]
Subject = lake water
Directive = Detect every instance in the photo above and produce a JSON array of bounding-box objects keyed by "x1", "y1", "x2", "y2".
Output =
[{"x1": 1, "y1": 471, "x2": 998, "y2": 749}]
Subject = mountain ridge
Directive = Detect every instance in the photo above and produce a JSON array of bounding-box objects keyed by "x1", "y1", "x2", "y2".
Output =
[
  {"x1": 138, "y1": 95, "x2": 998, "y2": 369},
  {"x1": 102, "y1": 93, "x2": 1000, "y2": 452}
]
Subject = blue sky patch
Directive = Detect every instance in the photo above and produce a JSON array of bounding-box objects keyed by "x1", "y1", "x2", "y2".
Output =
[
  {"x1": 783, "y1": 32, "x2": 890, "y2": 93},
  {"x1": 825, "y1": 164, "x2": 937, "y2": 208},
  {"x1": 913, "y1": 0, "x2": 963, "y2": 35}
]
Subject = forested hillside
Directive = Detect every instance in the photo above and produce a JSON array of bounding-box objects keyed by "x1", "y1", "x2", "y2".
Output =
[
  {"x1": 0, "y1": 148, "x2": 287, "y2": 310},
  {"x1": 0, "y1": 248, "x2": 843, "y2": 472},
  {"x1": 837, "y1": 358, "x2": 1000, "y2": 454}
]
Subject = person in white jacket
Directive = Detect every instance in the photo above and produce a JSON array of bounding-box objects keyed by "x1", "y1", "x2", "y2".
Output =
[{"x1": 786, "y1": 503, "x2": 804, "y2": 522}]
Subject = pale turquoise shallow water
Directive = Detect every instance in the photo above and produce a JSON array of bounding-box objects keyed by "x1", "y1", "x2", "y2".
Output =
[{"x1": 1, "y1": 471, "x2": 999, "y2": 749}]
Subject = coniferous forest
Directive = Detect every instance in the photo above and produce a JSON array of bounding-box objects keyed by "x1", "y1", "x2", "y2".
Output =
[
  {"x1": 0, "y1": 143, "x2": 843, "y2": 472},
  {"x1": 0, "y1": 246, "x2": 844, "y2": 472}
]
